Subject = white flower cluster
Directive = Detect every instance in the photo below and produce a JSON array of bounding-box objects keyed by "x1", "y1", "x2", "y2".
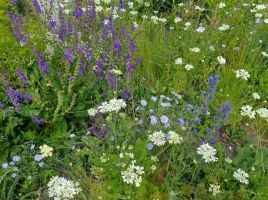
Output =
[
  {"x1": 218, "y1": 24, "x2": 230, "y2": 31},
  {"x1": 234, "y1": 69, "x2": 250, "y2": 80},
  {"x1": 197, "y1": 143, "x2": 218, "y2": 163},
  {"x1": 87, "y1": 99, "x2": 126, "y2": 117},
  {"x1": 168, "y1": 131, "x2": 183, "y2": 144},
  {"x1": 256, "y1": 108, "x2": 268, "y2": 121},
  {"x1": 233, "y1": 169, "x2": 249, "y2": 184},
  {"x1": 148, "y1": 131, "x2": 166, "y2": 146},
  {"x1": 47, "y1": 176, "x2": 82, "y2": 200},
  {"x1": 208, "y1": 184, "x2": 221, "y2": 196},
  {"x1": 40, "y1": 144, "x2": 53, "y2": 158},
  {"x1": 121, "y1": 160, "x2": 144, "y2": 187},
  {"x1": 241, "y1": 105, "x2": 256, "y2": 119}
]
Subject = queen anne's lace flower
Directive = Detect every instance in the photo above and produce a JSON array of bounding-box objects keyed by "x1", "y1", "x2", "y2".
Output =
[
  {"x1": 88, "y1": 99, "x2": 126, "y2": 117},
  {"x1": 47, "y1": 176, "x2": 82, "y2": 200},
  {"x1": 235, "y1": 69, "x2": 250, "y2": 80},
  {"x1": 197, "y1": 143, "x2": 218, "y2": 163},
  {"x1": 241, "y1": 105, "x2": 256, "y2": 119},
  {"x1": 233, "y1": 169, "x2": 249, "y2": 184},
  {"x1": 121, "y1": 160, "x2": 144, "y2": 187},
  {"x1": 148, "y1": 131, "x2": 166, "y2": 146},
  {"x1": 208, "y1": 184, "x2": 221, "y2": 196},
  {"x1": 168, "y1": 131, "x2": 183, "y2": 144}
]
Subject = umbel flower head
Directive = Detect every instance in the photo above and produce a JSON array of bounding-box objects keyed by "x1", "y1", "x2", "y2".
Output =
[
  {"x1": 47, "y1": 176, "x2": 82, "y2": 200},
  {"x1": 40, "y1": 144, "x2": 53, "y2": 158},
  {"x1": 197, "y1": 143, "x2": 218, "y2": 163},
  {"x1": 148, "y1": 131, "x2": 166, "y2": 146},
  {"x1": 233, "y1": 169, "x2": 249, "y2": 184}
]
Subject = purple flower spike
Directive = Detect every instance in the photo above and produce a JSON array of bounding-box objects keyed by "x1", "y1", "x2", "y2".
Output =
[
  {"x1": 32, "y1": 116, "x2": 45, "y2": 125},
  {"x1": 64, "y1": 48, "x2": 73, "y2": 65},
  {"x1": 32, "y1": 0, "x2": 43, "y2": 14},
  {"x1": 15, "y1": 68, "x2": 29, "y2": 86}
]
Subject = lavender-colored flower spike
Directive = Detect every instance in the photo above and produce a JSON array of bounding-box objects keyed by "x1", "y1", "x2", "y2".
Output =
[
  {"x1": 64, "y1": 48, "x2": 73, "y2": 65},
  {"x1": 33, "y1": 49, "x2": 49, "y2": 75},
  {"x1": 15, "y1": 68, "x2": 29, "y2": 85},
  {"x1": 32, "y1": 116, "x2": 45, "y2": 125},
  {"x1": 32, "y1": 0, "x2": 43, "y2": 14}
]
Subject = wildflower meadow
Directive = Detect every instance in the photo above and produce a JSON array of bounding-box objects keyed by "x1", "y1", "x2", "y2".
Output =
[{"x1": 1, "y1": 0, "x2": 268, "y2": 199}]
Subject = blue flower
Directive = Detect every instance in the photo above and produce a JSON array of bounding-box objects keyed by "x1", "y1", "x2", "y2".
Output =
[
  {"x1": 2, "y1": 163, "x2": 8, "y2": 169},
  {"x1": 12, "y1": 155, "x2": 21, "y2": 162},
  {"x1": 146, "y1": 143, "x2": 154, "y2": 150},
  {"x1": 34, "y1": 154, "x2": 43, "y2": 162},
  {"x1": 11, "y1": 173, "x2": 17, "y2": 178},
  {"x1": 9, "y1": 161, "x2": 15, "y2": 166},
  {"x1": 160, "y1": 115, "x2": 169, "y2": 124},
  {"x1": 150, "y1": 116, "x2": 158, "y2": 125},
  {"x1": 69, "y1": 134, "x2": 75, "y2": 138},
  {"x1": 109, "y1": 135, "x2": 115, "y2": 141}
]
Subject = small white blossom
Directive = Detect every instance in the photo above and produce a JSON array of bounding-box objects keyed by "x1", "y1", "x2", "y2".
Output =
[
  {"x1": 148, "y1": 131, "x2": 166, "y2": 146},
  {"x1": 261, "y1": 51, "x2": 268, "y2": 56},
  {"x1": 233, "y1": 169, "x2": 249, "y2": 184},
  {"x1": 256, "y1": 108, "x2": 268, "y2": 120},
  {"x1": 218, "y1": 24, "x2": 230, "y2": 31},
  {"x1": 197, "y1": 143, "x2": 218, "y2": 163},
  {"x1": 235, "y1": 69, "x2": 250, "y2": 80},
  {"x1": 217, "y1": 56, "x2": 226, "y2": 65},
  {"x1": 190, "y1": 47, "x2": 200, "y2": 52},
  {"x1": 168, "y1": 131, "x2": 183, "y2": 144},
  {"x1": 185, "y1": 64, "x2": 194, "y2": 71},
  {"x1": 40, "y1": 144, "x2": 53, "y2": 158},
  {"x1": 48, "y1": 176, "x2": 82, "y2": 200},
  {"x1": 87, "y1": 108, "x2": 97, "y2": 117},
  {"x1": 97, "y1": 99, "x2": 126, "y2": 114},
  {"x1": 241, "y1": 105, "x2": 256, "y2": 119},
  {"x1": 218, "y1": 2, "x2": 226, "y2": 9},
  {"x1": 209, "y1": 184, "x2": 221, "y2": 196},
  {"x1": 175, "y1": 57, "x2": 183, "y2": 65},
  {"x1": 174, "y1": 17, "x2": 182, "y2": 23},
  {"x1": 121, "y1": 161, "x2": 144, "y2": 187},
  {"x1": 252, "y1": 92, "x2": 260, "y2": 100},
  {"x1": 140, "y1": 100, "x2": 147, "y2": 106}
]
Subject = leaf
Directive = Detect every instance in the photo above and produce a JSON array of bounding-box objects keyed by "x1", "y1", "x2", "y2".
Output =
[{"x1": 51, "y1": 118, "x2": 68, "y2": 139}]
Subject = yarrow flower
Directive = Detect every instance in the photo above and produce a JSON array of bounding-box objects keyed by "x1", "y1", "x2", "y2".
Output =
[
  {"x1": 121, "y1": 160, "x2": 144, "y2": 187},
  {"x1": 241, "y1": 105, "x2": 256, "y2": 119},
  {"x1": 185, "y1": 64, "x2": 194, "y2": 71},
  {"x1": 39, "y1": 144, "x2": 53, "y2": 158},
  {"x1": 197, "y1": 143, "x2": 218, "y2": 163},
  {"x1": 209, "y1": 184, "x2": 221, "y2": 196},
  {"x1": 148, "y1": 131, "x2": 166, "y2": 146},
  {"x1": 47, "y1": 176, "x2": 82, "y2": 200},
  {"x1": 175, "y1": 57, "x2": 183, "y2": 65},
  {"x1": 167, "y1": 131, "x2": 183, "y2": 144},
  {"x1": 235, "y1": 69, "x2": 250, "y2": 80},
  {"x1": 233, "y1": 169, "x2": 249, "y2": 184}
]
